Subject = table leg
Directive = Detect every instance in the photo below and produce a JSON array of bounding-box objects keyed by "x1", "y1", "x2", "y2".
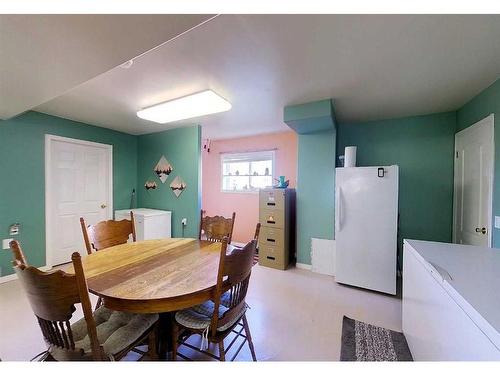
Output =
[{"x1": 157, "y1": 312, "x2": 174, "y2": 360}]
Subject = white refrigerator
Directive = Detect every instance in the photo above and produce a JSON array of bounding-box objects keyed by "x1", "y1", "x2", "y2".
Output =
[{"x1": 335, "y1": 165, "x2": 399, "y2": 295}]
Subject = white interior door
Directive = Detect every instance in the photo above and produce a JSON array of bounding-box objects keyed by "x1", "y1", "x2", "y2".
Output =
[
  {"x1": 453, "y1": 114, "x2": 494, "y2": 247},
  {"x1": 46, "y1": 135, "x2": 112, "y2": 266}
]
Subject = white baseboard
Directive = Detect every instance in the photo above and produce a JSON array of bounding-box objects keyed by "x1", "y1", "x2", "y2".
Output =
[
  {"x1": 0, "y1": 265, "x2": 52, "y2": 284},
  {"x1": 0, "y1": 273, "x2": 17, "y2": 284},
  {"x1": 295, "y1": 262, "x2": 312, "y2": 270}
]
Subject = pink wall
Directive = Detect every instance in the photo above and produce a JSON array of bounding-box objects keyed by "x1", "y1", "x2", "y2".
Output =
[{"x1": 202, "y1": 131, "x2": 298, "y2": 244}]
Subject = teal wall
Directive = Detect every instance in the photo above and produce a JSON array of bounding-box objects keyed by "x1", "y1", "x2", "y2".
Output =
[
  {"x1": 284, "y1": 99, "x2": 336, "y2": 134},
  {"x1": 0, "y1": 111, "x2": 137, "y2": 277},
  {"x1": 137, "y1": 126, "x2": 202, "y2": 238},
  {"x1": 457, "y1": 78, "x2": 500, "y2": 247},
  {"x1": 2, "y1": 79, "x2": 497, "y2": 276},
  {"x1": 337, "y1": 112, "x2": 457, "y2": 264},
  {"x1": 296, "y1": 129, "x2": 336, "y2": 264},
  {"x1": 296, "y1": 111, "x2": 456, "y2": 266}
]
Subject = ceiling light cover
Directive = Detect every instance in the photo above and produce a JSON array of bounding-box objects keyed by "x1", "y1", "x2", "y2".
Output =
[{"x1": 137, "y1": 90, "x2": 231, "y2": 124}]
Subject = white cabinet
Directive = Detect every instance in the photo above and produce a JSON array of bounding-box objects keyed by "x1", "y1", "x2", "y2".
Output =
[
  {"x1": 403, "y1": 240, "x2": 500, "y2": 360},
  {"x1": 115, "y1": 208, "x2": 171, "y2": 240}
]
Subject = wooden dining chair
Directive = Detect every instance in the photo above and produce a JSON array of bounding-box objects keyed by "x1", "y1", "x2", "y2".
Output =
[
  {"x1": 80, "y1": 213, "x2": 137, "y2": 309},
  {"x1": 253, "y1": 222, "x2": 261, "y2": 243},
  {"x1": 171, "y1": 238, "x2": 257, "y2": 361},
  {"x1": 80, "y1": 212, "x2": 136, "y2": 255},
  {"x1": 10, "y1": 240, "x2": 158, "y2": 361},
  {"x1": 199, "y1": 210, "x2": 236, "y2": 244},
  {"x1": 232, "y1": 223, "x2": 260, "y2": 266},
  {"x1": 252, "y1": 222, "x2": 261, "y2": 263}
]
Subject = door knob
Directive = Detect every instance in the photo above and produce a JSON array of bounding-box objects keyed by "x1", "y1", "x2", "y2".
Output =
[
  {"x1": 100, "y1": 204, "x2": 107, "y2": 209},
  {"x1": 475, "y1": 227, "x2": 487, "y2": 234}
]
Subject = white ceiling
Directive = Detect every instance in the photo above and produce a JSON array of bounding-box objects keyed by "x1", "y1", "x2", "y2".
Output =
[
  {"x1": 0, "y1": 14, "x2": 215, "y2": 119},
  {"x1": 5, "y1": 15, "x2": 500, "y2": 139}
]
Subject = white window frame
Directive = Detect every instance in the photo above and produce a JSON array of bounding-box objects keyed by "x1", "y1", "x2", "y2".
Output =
[{"x1": 220, "y1": 150, "x2": 275, "y2": 193}]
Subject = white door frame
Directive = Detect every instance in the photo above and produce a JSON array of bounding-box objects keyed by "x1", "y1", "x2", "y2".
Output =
[
  {"x1": 452, "y1": 114, "x2": 494, "y2": 247},
  {"x1": 45, "y1": 134, "x2": 113, "y2": 268}
]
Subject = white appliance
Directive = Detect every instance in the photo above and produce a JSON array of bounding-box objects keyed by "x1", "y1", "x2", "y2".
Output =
[
  {"x1": 335, "y1": 165, "x2": 399, "y2": 294},
  {"x1": 344, "y1": 146, "x2": 357, "y2": 167},
  {"x1": 114, "y1": 208, "x2": 171, "y2": 240},
  {"x1": 403, "y1": 240, "x2": 500, "y2": 360}
]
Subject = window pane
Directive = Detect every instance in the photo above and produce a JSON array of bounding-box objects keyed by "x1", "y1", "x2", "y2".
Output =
[
  {"x1": 223, "y1": 176, "x2": 251, "y2": 191},
  {"x1": 221, "y1": 151, "x2": 274, "y2": 192},
  {"x1": 224, "y1": 161, "x2": 250, "y2": 176},
  {"x1": 250, "y1": 176, "x2": 273, "y2": 189},
  {"x1": 250, "y1": 160, "x2": 272, "y2": 176}
]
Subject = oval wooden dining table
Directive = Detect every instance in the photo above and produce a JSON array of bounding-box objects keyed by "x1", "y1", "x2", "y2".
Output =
[{"x1": 64, "y1": 238, "x2": 224, "y2": 359}]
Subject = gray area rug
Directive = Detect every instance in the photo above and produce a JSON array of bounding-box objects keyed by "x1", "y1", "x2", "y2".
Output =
[{"x1": 340, "y1": 316, "x2": 413, "y2": 361}]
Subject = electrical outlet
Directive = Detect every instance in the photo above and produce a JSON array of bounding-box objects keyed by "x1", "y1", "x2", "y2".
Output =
[
  {"x1": 181, "y1": 218, "x2": 187, "y2": 226},
  {"x1": 2, "y1": 238, "x2": 13, "y2": 250}
]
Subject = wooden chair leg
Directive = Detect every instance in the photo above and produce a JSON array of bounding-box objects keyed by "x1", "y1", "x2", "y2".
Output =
[
  {"x1": 148, "y1": 325, "x2": 158, "y2": 360},
  {"x1": 172, "y1": 322, "x2": 178, "y2": 361},
  {"x1": 95, "y1": 297, "x2": 102, "y2": 310},
  {"x1": 242, "y1": 314, "x2": 257, "y2": 361},
  {"x1": 218, "y1": 341, "x2": 225, "y2": 361}
]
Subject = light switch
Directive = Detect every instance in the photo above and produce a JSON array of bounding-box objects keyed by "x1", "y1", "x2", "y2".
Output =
[
  {"x1": 495, "y1": 216, "x2": 500, "y2": 229},
  {"x1": 2, "y1": 238, "x2": 13, "y2": 250}
]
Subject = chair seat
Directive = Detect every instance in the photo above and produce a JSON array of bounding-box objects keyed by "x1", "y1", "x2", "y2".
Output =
[
  {"x1": 220, "y1": 291, "x2": 231, "y2": 308},
  {"x1": 71, "y1": 306, "x2": 158, "y2": 356},
  {"x1": 175, "y1": 300, "x2": 246, "y2": 332}
]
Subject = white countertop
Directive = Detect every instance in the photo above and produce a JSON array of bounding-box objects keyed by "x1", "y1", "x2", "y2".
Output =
[{"x1": 404, "y1": 239, "x2": 500, "y2": 349}]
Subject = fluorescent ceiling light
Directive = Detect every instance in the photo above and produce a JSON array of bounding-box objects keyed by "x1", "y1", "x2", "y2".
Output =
[{"x1": 137, "y1": 90, "x2": 231, "y2": 124}]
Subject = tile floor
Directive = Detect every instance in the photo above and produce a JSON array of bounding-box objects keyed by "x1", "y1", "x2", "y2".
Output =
[{"x1": 0, "y1": 265, "x2": 402, "y2": 361}]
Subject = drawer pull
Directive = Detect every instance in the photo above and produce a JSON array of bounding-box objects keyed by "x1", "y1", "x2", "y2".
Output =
[
  {"x1": 267, "y1": 202, "x2": 276, "y2": 206},
  {"x1": 267, "y1": 220, "x2": 276, "y2": 224},
  {"x1": 266, "y1": 238, "x2": 276, "y2": 242},
  {"x1": 266, "y1": 256, "x2": 276, "y2": 260}
]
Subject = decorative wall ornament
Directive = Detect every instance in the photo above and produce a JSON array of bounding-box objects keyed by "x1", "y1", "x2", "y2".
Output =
[
  {"x1": 170, "y1": 176, "x2": 187, "y2": 198},
  {"x1": 144, "y1": 180, "x2": 157, "y2": 190},
  {"x1": 154, "y1": 156, "x2": 173, "y2": 183},
  {"x1": 202, "y1": 138, "x2": 211, "y2": 153}
]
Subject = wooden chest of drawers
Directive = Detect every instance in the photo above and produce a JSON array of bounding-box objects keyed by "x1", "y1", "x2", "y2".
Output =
[{"x1": 258, "y1": 188, "x2": 296, "y2": 270}]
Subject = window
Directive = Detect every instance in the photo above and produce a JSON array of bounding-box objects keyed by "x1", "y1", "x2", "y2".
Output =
[{"x1": 221, "y1": 151, "x2": 275, "y2": 192}]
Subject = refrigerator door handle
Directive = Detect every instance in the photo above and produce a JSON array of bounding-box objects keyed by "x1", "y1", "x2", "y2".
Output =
[{"x1": 335, "y1": 186, "x2": 341, "y2": 232}]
